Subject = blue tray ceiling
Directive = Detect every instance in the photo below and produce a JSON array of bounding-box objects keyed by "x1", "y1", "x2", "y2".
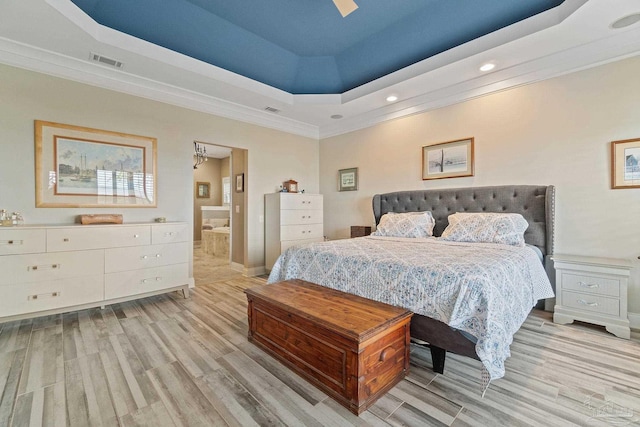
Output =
[{"x1": 71, "y1": 0, "x2": 565, "y2": 94}]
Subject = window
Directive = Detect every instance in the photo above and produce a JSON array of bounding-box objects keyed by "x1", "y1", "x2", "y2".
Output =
[{"x1": 222, "y1": 176, "x2": 231, "y2": 205}]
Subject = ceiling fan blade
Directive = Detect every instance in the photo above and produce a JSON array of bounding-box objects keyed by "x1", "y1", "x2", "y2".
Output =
[{"x1": 332, "y1": 0, "x2": 358, "y2": 17}]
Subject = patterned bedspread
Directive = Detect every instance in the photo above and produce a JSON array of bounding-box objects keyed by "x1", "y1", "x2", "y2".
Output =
[{"x1": 267, "y1": 236, "x2": 554, "y2": 386}]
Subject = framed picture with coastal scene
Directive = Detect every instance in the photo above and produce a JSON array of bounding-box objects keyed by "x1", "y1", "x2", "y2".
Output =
[
  {"x1": 611, "y1": 138, "x2": 640, "y2": 189},
  {"x1": 35, "y1": 120, "x2": 157, "y2": 207},
  {"x1": 422, "y1": 138, "x2": 474, "y2": 180}
]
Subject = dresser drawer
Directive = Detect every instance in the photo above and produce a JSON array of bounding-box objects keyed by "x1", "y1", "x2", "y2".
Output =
[
  {"x1": 104, "y1": 263, "x2": 189, "y2": 300},
  {"x1": 151, "y1": 223, "x2": 189, "y2": 244},
  {"x1": 561, "y1": 291, "x2": 619, "y2": 317},
  {"x1": 280, "y1": 224, "x2": 323, "y2": 241},
  {"x1": 47, "y1": 226, "x2": 151, "y2": 252},
  {"x1": 279, "y1": 194, "x2": 323, "y2": 210},
  {"x1": 0, "y1": 275, "x2": 104, "y2": 318},
  {"x1": 0, "y1": 250, "x2": 104, "y2": 286},
  {"x1": 561, "y1": 273, "x2": 620, "y2": 297},
  {"x1": 281, "y1": 238, "x2": 323, "y2": 253},
  {"x1": 105, "y1": 242, "x2": 189, "y2": 273},
  {"x1": 0, "y1": 229, "x2": 46, "y2": 255},
  {"x1": 280, "y1": 209, "x2": 323, "y2": 226}
]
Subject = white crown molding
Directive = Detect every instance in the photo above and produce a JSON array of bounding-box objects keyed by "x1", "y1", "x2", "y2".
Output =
[
  {"x1": 0, "y1": 37, "x2": 319, "y2": 139},
  {"x1": 318, "y1": 26, "x2": 640, "y2": 139}
]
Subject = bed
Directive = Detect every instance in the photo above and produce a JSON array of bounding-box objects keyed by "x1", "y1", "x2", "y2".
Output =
[{"x1": 268, "y1": 185, "x2": 555, "y2": 390}]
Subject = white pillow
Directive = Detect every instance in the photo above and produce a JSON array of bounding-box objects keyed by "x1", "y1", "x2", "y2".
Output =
[
  {"x1": 372, "y1": 212, "x2": 435, "y2": 238},
  {"x1": 440, "y1": 212, "x2": 528, "y2": 247}
]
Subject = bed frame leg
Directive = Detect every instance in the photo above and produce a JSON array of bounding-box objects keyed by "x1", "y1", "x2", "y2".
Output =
[{"x1": 430, "y1": 346, "x2": 446, "y2": 374}]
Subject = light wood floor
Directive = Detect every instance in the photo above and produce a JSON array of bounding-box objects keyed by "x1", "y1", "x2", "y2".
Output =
[{"x1": 1, "y1": 248, "x2": 639, "y2": 426}]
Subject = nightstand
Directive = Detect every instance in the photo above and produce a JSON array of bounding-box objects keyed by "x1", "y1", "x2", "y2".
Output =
[
  {"x1": 552, "y1": 254, "x2": 631, "y2": 339},
  {"x1": 350, "y1": 226, "x2": 372, "y2": 238}
]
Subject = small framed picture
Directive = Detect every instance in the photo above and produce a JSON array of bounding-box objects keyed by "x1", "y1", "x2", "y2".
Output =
[
  {"x1": 611, "y1": 138, "x2": 640, "y2": 189},
  {"x1": 196, "y1": 181, "x2": 210, "y2": 198},
  {"x1": 235, "y1": 173, "x2": 244, "y2": 193},
  {"x1": 422, "y1": 138, "x2": 474, "y2": 180},
  {"x1": 338, "y1": 167, "x2": 358, "y2": 192}
]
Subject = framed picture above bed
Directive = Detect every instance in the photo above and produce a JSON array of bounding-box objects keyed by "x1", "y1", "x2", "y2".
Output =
[
  {"x1": 422, "y1": 137, "x2": 474, "y2": 180},
  {"x1": 611, "y1": 138, "x2": 640, "y2": 189}
]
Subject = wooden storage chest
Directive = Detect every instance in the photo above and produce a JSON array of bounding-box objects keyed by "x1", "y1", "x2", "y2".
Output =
[{"x1": 245, "y1": 279, "x2": 412, "y2": 415}]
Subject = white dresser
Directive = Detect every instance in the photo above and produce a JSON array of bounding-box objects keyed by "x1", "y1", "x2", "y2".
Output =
[
  {"x1": 0, "y1": 222, "x2": 193, "y2": 322},
  {"x1": 265, "y1": 193, "x2": 323, "y2": 271},
  {"x1": 552, "y1": 254, "x2": 631, "y2": 339}
]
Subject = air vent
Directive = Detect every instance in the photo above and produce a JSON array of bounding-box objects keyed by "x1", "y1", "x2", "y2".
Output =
[
  {"x1": 264, "y1": 106, "x2": 280, "y2": 113},
  {"x1": 90, "y1": 52, "x2": 124, "y2": 69}
]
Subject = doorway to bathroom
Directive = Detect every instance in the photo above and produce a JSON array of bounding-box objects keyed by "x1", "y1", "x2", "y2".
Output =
[{"x1": 192, "y1": 143, "x2": 247, "y2": 285}]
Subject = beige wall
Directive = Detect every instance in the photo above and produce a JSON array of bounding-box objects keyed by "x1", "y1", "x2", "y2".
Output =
[
  {"x1": 0, "y1": 64, "x2": 319, "y2": 274},
  {"x1": 231, "y1": 149, "x2": 247, "y2": 266},
  {"x1": 320, "y1": 57, "x2": 640, "y2": 317}
]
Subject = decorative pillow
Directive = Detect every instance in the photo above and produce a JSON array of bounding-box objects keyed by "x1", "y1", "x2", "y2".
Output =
[
  {"x1": 372, "y1": 212, "x2": 435, "y2": 238},
  {"x1": 440, "y1": 212, "x2": 529, "y2": 246}
]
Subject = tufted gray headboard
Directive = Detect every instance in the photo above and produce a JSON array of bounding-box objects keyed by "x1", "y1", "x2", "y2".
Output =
[{"x1": 372, "y1": 185, "x2": 555, "y2": 258}]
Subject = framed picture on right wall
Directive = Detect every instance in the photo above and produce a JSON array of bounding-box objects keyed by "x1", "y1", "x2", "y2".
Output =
[{"x1": 611, "y1": 138, "x2": 640, "y2": 189}]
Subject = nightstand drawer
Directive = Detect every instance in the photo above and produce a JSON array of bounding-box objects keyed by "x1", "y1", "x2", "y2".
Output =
[
  {"x1": 561, "y1": 291, "x2": 619, "y2": 317},
  {"x1": 561, "y1": 273, "x2": 620, "y2": 297}
]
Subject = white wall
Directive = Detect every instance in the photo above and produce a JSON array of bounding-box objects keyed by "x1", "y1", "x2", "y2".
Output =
[
  {"x1": 0, "y1": 64, "x2": 319, "y2": 272},
  {"x1": 320, "y1": 57, "x2": 640, "y2": 317}
]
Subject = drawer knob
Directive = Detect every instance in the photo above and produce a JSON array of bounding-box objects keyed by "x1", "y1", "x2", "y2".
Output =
[
  {"x1": 63, "y1": 238, "x2": 69, "y2": 242},
  {"x1": 155, "y1": 254, "x2": 161, "y2": 258},
  {"x1": 577, "y1": 299, "x2": 598, "y2": 307},
  {"x1": 165, "y1": 232, "x2": 175, "y2": 236},
  {"x1": 379, "y1": 347, "x2": 395, "y2": 362},
  {"x1": 28, "y1": 292, "x2": 60, "y2": 301},
  {"x1": 578, "y1": 281, "x2": 599, "y2": 289},
  {"x1": 142, "y1": 255, "x2": 148, "y2": 259},
  {"x1": 28, "y1": 264, "x2": 60, "y2": 271},
  {"x1": 2, "y1": 240, "x2": 23, "y2": 245},
  {"x1": 133, "y1": 234, "x2": 140, "y2": 238}
]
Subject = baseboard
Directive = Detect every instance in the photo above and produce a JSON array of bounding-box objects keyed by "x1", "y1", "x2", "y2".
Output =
[
  {"x1": 628, "y1": 312, "x2": 640, "y2": 330},
  {"x1": 229, "y1": 262, "x2": 267, "y2": 277},
  {"x1": 245, "y1": 265, "x2": 267, "y2": 277},
  {"x1": 230, "y1": 262, "x2": 244, "y2": 273}
]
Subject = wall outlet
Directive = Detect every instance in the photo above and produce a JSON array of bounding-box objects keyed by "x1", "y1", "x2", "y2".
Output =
[{"x1": 235, "y1": 205, "x2": 240, "y2": 213}]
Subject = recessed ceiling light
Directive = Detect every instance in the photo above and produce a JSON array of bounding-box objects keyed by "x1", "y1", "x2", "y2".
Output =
[
  {"x1": 479, "y1": 63, "x2": 495, "y2": 72},
  {"x1": 386, "y1": 95, "x2": 398, "y2": 102},
  {"x1": 330, "y1": 114, "x2": 343, "y2": 119},
  {"x1": 610, "y1": 13, "x2": 640, "y2": 29}
]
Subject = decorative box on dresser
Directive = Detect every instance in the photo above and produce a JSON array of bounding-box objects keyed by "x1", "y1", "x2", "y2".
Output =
[
  {"x1": 265, "y1": 193, "x2": 323, "y2": 271},
  {"x1": 0, "y1": 222, "x2": 193, "y2": 322},
  {"x1": 552, "y1": 254, "x2": 631, "y2": 339}
]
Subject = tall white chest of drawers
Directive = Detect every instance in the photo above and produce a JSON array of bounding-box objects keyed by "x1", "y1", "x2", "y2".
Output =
[
  {"x1": 265, "y1": 193, "x2": 324, "y2": 271},
  {"x1": 0, "y1": 222, "x2": 193, "y2": 322},
  {"x1": 553, "y1": 254, "x2": 631, "y2": 339}
]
